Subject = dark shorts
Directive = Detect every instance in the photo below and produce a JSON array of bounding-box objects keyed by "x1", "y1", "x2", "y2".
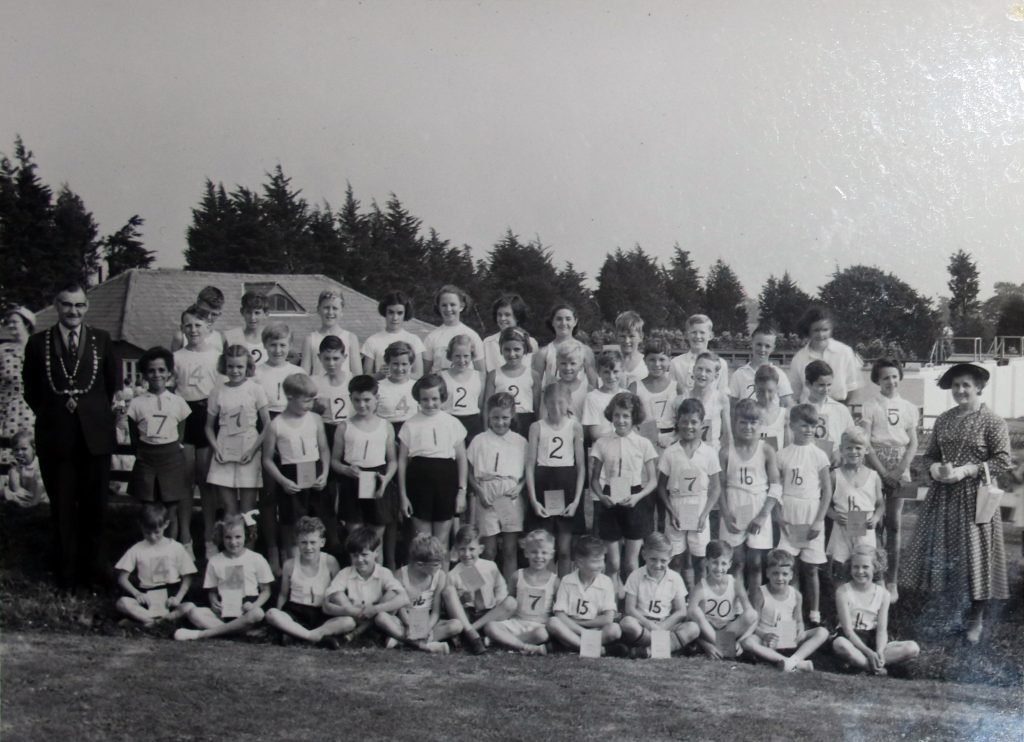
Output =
[
  {"x1": 407, "y1": 456, "x2": 458, "y2": 523},
  {"x1": 336, "y1": 463, "x2": 399, "y2": 526},
  {"x1": 129, "y1": 442, "x2": 189, "y2": 502},
  {"x1": 597, "y1": 485, "x2": 656, "y2": 542},
  {"x1": 282, "y1": 601, "x2": 326, "y2": 629},
  {"x1": 525, "y1": 465, "x2": 586, "y2": 535},
  {"x1": 454, "y1": 413, "x2": 483, "y2": 443},
  {"x1": 277, "y1": 461, "x2": 326, "y2": 526},
  {"x1": 182, "y1": 400, "x2": 209, "y2": 448}
]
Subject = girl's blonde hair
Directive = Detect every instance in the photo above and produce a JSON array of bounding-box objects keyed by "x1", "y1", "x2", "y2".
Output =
[
  {"x1": 849, "y1": 544, "x2": 887, "y2": 582},
  {"x1": 840, "y1": 426, "x2": 869, "y2": 449},
  {"x1": 555, "y1": 339, "x2": 584, "y2": 364}
]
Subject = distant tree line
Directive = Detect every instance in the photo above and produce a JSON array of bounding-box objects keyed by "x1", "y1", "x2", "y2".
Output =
[{"x1": 3, "y1": 137, "x2": 1022, "y2": 358}]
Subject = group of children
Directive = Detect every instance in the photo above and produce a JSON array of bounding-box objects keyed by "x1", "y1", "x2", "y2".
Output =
[{"x1": 113, "y1": 284, "x2": 923, "y2": 673}]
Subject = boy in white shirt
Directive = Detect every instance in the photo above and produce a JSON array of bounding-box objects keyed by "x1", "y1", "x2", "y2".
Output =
[
  {"x1": 729, "y1": 324, "x2": 793, "y2": 408},
  {"x1": 788, "y1": 306, "x2": 861, "y2": 403},
  {"x1": 615, "y1": 311, "x2": 647, "y2": 389},
  {"x1": 670, "y1": 314, "x2": 730, "y2": 396},
  {"x1": 582, "y1": 350, "x2": 625, "y2": 444},
  {"x1": 547, "y1": 536, "x2": 623, "y2": 652}
]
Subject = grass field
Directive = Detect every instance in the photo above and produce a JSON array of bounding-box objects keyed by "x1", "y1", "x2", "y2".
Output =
[{"x1": 2, "y1": 495, "x2": 1023, "y2": 740}]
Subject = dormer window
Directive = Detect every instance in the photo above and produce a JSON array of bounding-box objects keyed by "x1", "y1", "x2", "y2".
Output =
[{"x1": 243, "y1": 282, "x2": 306, "y2": 315}]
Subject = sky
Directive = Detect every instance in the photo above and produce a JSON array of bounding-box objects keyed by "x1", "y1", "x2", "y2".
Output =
[{"x1": 2, "y1": 0, "x2": 1023, "y2": 302}]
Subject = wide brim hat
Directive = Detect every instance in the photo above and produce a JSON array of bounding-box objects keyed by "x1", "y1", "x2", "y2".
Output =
[
  {"x1": 937, "y1": 362, "x2": 989, "y2": 390},
  {"x1": 2, "y1": 306, "x2": 36, "y2": 332}
]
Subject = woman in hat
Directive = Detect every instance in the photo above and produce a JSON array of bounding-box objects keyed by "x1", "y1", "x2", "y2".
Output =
[
  {"x1": 0, "y1": 306, "x2": 36, "y2": 468},
  {"x1": 902, "y1": 363, "x2": 1011, "y2": 644}
]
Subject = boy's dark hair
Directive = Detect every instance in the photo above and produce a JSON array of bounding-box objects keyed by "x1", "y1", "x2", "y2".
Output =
[
  {"x1": 545, "y1": 303, "x2": 579, "y2": 336},
  {"x1": 138, "y1": 503, "x2": 169, "y2": 530},
  {"x1": 384, "y1": 340, "x2": 414, "y2": 364},
  {"x1": 378, "y1": 290, "x2": 414, "y2": 320},
  {"x1": 573, "y1": 535, "x2": 607, "y2": 558},
  {"x1": 733, "y1": 398, "x2": 759, "y2": 422},
  {"x1": 797, "y1": 305, "x2": 834, "y2": 338},
  {"x1": 181, "y1": 303, "x2": 211, "y2": 324},
  {"x1": 197, "y1": 286, "x2": 225, "y2": 310},
  {"x1": 348, "y1": 374, "x2": 380, "y2": 395},
  {"x1": 596, "y1": 349, "x2": 623, "y2": 371},
  {"x1": 642, "y1": 337, "x2": 671, "y2": 357},
  {"x1": 240, "y1": 291, "x2": 269, "y2": 313},
  {"x1": 453, "y1": 524, "x2": 480, "y2": 548},
  {"x1": 604, "y1": 391, "x2": 644, "y2": 424},
  {"x1": 804, "y1": 359, "x2": 834, "y2": 385},
  {"x1": 346, "y1": 525, "x2": 381, "y2": 554},
  {"x1": 789, "y1": 403, "x2": 818, "y2": 427},
  {"x1": 870, "y1": 357, "x2": 904, "y2": 384},
  {"x1": 764, "y1": 548, "x2": 795, "y2": 570},
  {"x1": 138, "y1": 346, "x2": 175, "y2": 375},
  {"x1": 705, "y1": 540, "x2": 733, "y2": 561},
  {"x1": 754, "y1": 364, "x2": 780, "y2": 384},
  {"x1": 487, "y1": 391, "x2": 516, "y2": 413},
  {"x1": 412, "y1": 373, "x2": 447, "y2": 403},
  {"x1": 319, "y1": 335, "x2": 346, "y2": 355},
  {"x1": 492, "y1": 293, "x2": 528, "y2": 326},
  {"x1": 498, "y1": 326, "x2": 531, "y2": 349},
  {"x1": 751, "y1": 324, "x2": 778, "y2": 338},
  {"x1": 676, "y1": 398, "x2": 705, "y2": 423}
]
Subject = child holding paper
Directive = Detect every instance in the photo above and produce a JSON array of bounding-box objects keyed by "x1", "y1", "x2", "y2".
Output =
[
  {"x1": 525, "y1": 383, "x2": 585, "y2": 575},
  {"x1": 657, "y1": 399, "x2": 721, "y2": 589},
  {"x1": 126, "y1": 347, "x2": 193, "y2": 550},
  {"x1": 445, "y1": 525, "x2": 516, "y2": 654},
  {"x1": 688, "y1": 540, "x2": 756, "y2": 659},
  {"x1": 175, "y1": 512, "x2": 273, "y2": 641},
  {"x1": 322, "y1": 526, "x2": 409, "y2": 641},
  {"x1": 547, "y1": 536, "x2": 623, "y2": 653},
  {"x1": 485, "y1": 529, "x2": 558, "y2": 654},
  {"x1": 741, "y1": 549, "x2": 828, "y2": 671},
  {"x1": 382, "y1": 535, "x2": 462, "y2": 654},
  {"x1": 265, "y1": 516, "x2": 347, "y2": 648},
  {"x1": 720, "y1": 399, "x2": 781, "y2": 593},
  {"x1": 827, "y1": 427, "x2": 883, "y2": 571},
  {"x1": 312, "y1": 334, "x2": 352, "y2": 439},
  {"x1": 262, "y1": 373, "x2": 330, "y2": 561},
  {"x1": 467, "y1": 392, "x2": 528, "y2": 584},
  {"x1": 776, "y1": 404, "x2": 833, "y2": 625},
  {"x1": 833, "y1": 545, "x2": 919, "y2": 674},
  {"x1": 619, "y1": 533, "x2": 699, "y2": 657},
  {"x1": 206, "y1": 344, "x2": 270, "y2": 517},
  {"x1": 115, "y1": 504, "x2": 196, "y2": 625},
  {"x1": 590, "y1": 392, "x2": 659, "y2": 596},
  {"x1": 331, "y1": 375, "x2": 398, "y2": 566}
]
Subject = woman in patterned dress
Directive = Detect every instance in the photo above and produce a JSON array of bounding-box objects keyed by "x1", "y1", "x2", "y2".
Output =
[
  {"x1": 0, "y1": 307, "x2": 36, "y2": 468},
  {"x1": 902, "y1": 363, "x2": 1010, "y2": 644}
]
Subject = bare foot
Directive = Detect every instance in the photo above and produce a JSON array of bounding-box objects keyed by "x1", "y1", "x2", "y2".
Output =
[
  {"x1": 174, "y1": 628, "x2": 202, "y2": 641},
  {"x1": 797, "y1": 660, "x2": 814, "y2": 672},
  {"x1": 782, "y1": 658, "x2": 799, "y2": 672}
]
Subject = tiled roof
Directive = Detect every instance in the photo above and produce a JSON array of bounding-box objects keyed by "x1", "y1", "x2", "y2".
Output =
[{"x1": 35, "y1": 269, "x2": 436, "y2": 351}]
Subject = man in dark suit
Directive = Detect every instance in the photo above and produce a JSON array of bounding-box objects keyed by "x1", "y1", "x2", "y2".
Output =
[{"x1": 23, "y1": 283, "x2": 119, "y2": 590}]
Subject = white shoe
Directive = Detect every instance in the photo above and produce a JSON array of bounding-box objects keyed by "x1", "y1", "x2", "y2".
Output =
[
  {"x1": 425, "y1": 642, "x2": 450, "y2": 655},
  {"x1": 385, "y1": 637, "x2": 400, "y2": 649},
  {"x1": 174, "y1": 628, "x2": 201, "y2": 641}
]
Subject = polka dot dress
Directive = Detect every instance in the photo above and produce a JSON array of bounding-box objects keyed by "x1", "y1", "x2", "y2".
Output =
[
  {"x1": 0, "y1": 343, "x2": 33, "y2": 465},
  {"x1": 902, "y1": 405, "x2": 1010, "y2": 602}
]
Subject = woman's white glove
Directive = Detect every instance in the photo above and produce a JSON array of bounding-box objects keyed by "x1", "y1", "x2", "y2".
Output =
[{"x1": 929, "y1": 463, "x2": 945, "y2": 481}]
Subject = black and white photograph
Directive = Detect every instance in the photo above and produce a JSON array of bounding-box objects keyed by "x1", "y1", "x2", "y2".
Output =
[{"x1": 1, "y1": 1, "x2": 1022, "y2": 739}]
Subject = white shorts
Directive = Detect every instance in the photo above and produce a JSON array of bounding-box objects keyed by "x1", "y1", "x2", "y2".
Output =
[
  {"x1": 776, "y1": 496, "x2": 826, "y2": 564},
  {"x1": 491, "y1": 617, "x2": 546, "y2": 639},
  {"x1": 474, "y1": 490, "x2": 525, "y2": 538},
  {"x1": 664, "y1": 521, "x2": 710, "y2": 557},
  {"x1": 719, "y1": 489, "x2": 773, "y2": 550},
  {"x1": 826, "y1": 522, "x2": 877, "y2": 563}
]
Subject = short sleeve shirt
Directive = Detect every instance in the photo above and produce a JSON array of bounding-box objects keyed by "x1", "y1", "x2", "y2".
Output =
[
  {"x1": 467, "y1": 430, "x2": 527, "y2": 479},
  {"x1": 553, "y1": 571, "x2": 617, "y2": 620},
  {"x1": 448, "y1": 559, "x2": 507, "y2": 609},
  {"x1": 423, "y1": 323, "x2": 484, "y2": 369},
  {"x1": 729, "y1": 362, "x2": 793, "y2": 400},
  {"x1": 789, "y1": 339, "x2": 861, "y2": 402},
  {"x1": 326, "y1": 564, "x2": 404, "y2": 607},
  {"x1": 862, "y1": 395, "x2": 918, "y2": 448},
  {"x1": 115, "y1": 538, "x2": 197, "y2": 589},
  {"x1": 624, "y1": 566, "x2": 688, "y2": 621},
  {"x1": 362, "y1": 330, "x2": 426, "y2": 370},
  {"x1": 254, "y1": 362, "x2": 304, "y2": 413},
  {"x1": 203, "y1": 549, "x2": 274, "y2": 597},
  {"x1": 589, "y1": 431, "x2": 658, "y2": 488},
  {"x1": 398, "y1": 411, "x2": 466, "y2": 458},
  {"x1": 127, "y1": 390, "x2": 191, "y2": 444}
]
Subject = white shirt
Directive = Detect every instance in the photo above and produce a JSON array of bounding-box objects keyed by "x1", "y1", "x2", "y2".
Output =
[
  {"x1": 658, "y1": 441, "x2": 721, "y2": 502},
  {"x1": 398, "y1": 411, "x2": 466, "y2": 458},
  {"x1": 173, "y1": 347, "x2": 222, "y2": 401},
  {"x1": 553, "y1": 571, "x2": 616, "y2": 620},
  {"x1": 589, "y1": 431, "x2": 658, "y2": 488},
  {"x1": 862, "y1": 395, "x2": 918, "y2": 449},
  {"x1": 778, "y1": 443, "x2": 831, "y2": 501},
  {"x1": 670, "y1": 351, "x2": 730, "y2": 396},
  {"x1": 127, "y1": 390, "x2": 191, "y2": 445},
  {"x1": 624, "y1": 566, "x2": 688, "y2": 621},
  {"x1": 789, "y1": 339, "x2": 862, "y2": 402},
  {"x1": 312, "y1": 372, "x2": 352, "y2": 425},
  {"x1": 254, "y1": 362, "x2": 304, "y2": 413},
  {"x1": 423, "y1": 323, "x2": 484, "y2": 370},
  {"x1": 203, "y1": 549, "x2": 274, "y2": 597},
  {"x1": 467, "y1": 430, "x2": 527, "y2": 479},
  {"x1": 448, "y1": 558, "x2": 507, "y2": 609},
  {"x1": 115, "y1": 538, "x2": 197, "y2": 589},
  {"x1": 729, "y1": 362, "x2": 793, "y2": 400},
  {"x1": 362, "y1": 330, "x2": 426, "y2": 372}
]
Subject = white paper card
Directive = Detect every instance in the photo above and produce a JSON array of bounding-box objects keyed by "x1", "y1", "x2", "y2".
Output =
[
  {"x1": 776, "y1": 619, "x2": 798, "y2": 650},
  {"x1": 406, "y1": 608, "x2": 431, "y2": 641},
  {"x1": 609, "y1": 476, "x2": 631, "y2": 504},
  {"x1": 145, "y1": 588, "x2": 169, "y2": 619},
  {"x1": 675, "y1": 496, "x2": 701, "y2": 532},
  {"x1": 544, "y1": 489, "x2": 566, "y2": 516},
  {"x1": 221, "y1": 435, "x2": 244, "y2": 462},
  {"x1": 220, "y1": 589, "x2": 243, "y2": 619},
  {"x1": 650, "y1": 629, "x2": 671, "y2": 659},
  {"x1": 459, "y1": 564, "x2": 485, "y2": 591},
  {"x1": 715, "y1": 629, "x2": 737, "y2": 659},
  {"x1": 579, "y1": 629, "x2": 603, "y2": 658},
  {"x1": 295, "y1": 461, "x2": 317, "y2": 489},
  {"x1": 846, "y1": 510, "x2": 868, "y2": 537},
  {"x1": 358, "y1": 470, "x2": 377, "y2": 499}
]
